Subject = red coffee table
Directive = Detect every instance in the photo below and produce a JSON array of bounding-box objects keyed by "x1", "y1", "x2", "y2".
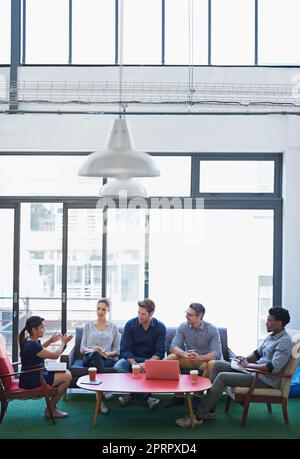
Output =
[{"x1": 77, "y1": 373, "x2": 212, "y2": 427}]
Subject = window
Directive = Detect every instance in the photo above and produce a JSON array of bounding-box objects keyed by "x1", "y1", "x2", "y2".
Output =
[
  {"x1": 148, "y1": 208, "x2": 274, "y2": 354},
  {"x1": 199, "y1": 160, "x2": 275, "y2": 193},
  {"x1": 0, "y1": 208, "x2": 14, "y2": 358},
  {"x1": 19, "y1": 203, "x2": 63, "y2": 340},
  {"x1": 30, "y1": 204, "x2": 56, "y2": 231},
  {"x1": 72, "y1": 0, "x2": 115, "y2": 64},
  {"x1": 0, "y1": 156, "x2": 102, "y2": 196},
  {"x1": 107, "y1": 209, "x2": 145, "y2": 324},
  {"x1": 211, "y1": 0, "x2": 254, "y2": 65},
  {"x1": 0, "y1": 0, "x2": 11, "y2": 64},
  {"x1": 67, "y1": 208, "x2": 103, "y2": 329},
  {"x1": 123, "y1": 0, "x2": 161, "y2": 64},
  {"x1": 137, "y1": 156, "x2": 191, "y2": 196},
  {"x1": 121, "y1": 264, "x2": 140, "y2": 302},
  {"x1": 259, "y1": 0, "x2": 300, "y2": 65},
  {"x1": 25, "y1": 0, "x2": 68, "y2": 64},
  {"x1": 165, "y1": 0, "x2": 208, "y2": 64}
]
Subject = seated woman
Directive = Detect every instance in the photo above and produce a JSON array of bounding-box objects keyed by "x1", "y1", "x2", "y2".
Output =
[
  {"x1": 80, "y1": 298, "x2": 120, "y2": 413},
  {"x1": 18, "y1": 315, "x2": 73, "y2": 419}
]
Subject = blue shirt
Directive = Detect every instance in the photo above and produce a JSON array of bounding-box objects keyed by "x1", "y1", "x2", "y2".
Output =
[
  {"x1": 19, "y1": 339, "x2": 54, "y2": 389},
  {"x1": 171, "y1": 321, "x2": 222, "y2": 360},
  {"x1": 120, "y1": 317, "x2": 166, "y2": 360},
  {"x1": 255, "y1": 329, "x2": 292, "y2": 388}
]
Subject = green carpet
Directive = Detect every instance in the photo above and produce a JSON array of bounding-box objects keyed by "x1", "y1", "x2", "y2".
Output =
[{"x1": 1, "y1": 393, "x2": 300, "y2": 439}]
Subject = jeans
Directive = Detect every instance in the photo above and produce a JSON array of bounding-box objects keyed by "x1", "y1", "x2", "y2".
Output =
[
  {"x1": 83, "y1": 351, "x2": 115, "y2": 373},
  {"x1": 114, "y1": 357, "x2": 145, "y2": 373},
  {"x1": 195, "y1": 360, "x2": 271, "y2": 415},
  {"x1": 114, "y1": 357, "x2": 150, "y2": 400}
]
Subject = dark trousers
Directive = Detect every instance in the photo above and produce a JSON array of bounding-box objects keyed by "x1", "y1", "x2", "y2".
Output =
[{"x1": 83, "y1": 351, "x2": 115, "y2": 372}]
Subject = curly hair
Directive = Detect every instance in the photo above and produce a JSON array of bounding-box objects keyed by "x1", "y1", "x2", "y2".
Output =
[{"x1": 269, "y1": 307, "x2": 290, "y2": 328}]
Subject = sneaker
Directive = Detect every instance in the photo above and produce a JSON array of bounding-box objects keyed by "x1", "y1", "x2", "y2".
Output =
[
  {"x1": 147, "y1": 396, "x2": 160, "y2": 410},
  {"x1": 164, "y1": 396, "x2": 185, "y2": 408},
  {"x1": 118, "y1": 394, "x2": 135, "y2": 407},
  {"x1": 100, "y1": 402, "x2": 109, "y2": 414},
  {"x1": 175, "y1": 414, "x2": 203, "y2": 428}
]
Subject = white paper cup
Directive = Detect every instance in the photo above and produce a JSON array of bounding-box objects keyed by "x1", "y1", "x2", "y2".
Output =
[
  {"x1": 132, "y1": 364, "x2": 140, "y2": 377},
  {"x1": 190, "y1": 369, "x2": 198, "y2": 383}
]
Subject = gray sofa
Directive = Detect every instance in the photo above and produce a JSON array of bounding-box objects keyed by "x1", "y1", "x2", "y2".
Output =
[{"x1": 61, "y1": 326, "x2": 232, "y2": 388}]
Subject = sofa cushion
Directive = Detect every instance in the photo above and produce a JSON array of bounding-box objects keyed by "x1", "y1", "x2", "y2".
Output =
[{"x1": 73, "y1": 324, "x2": 229, "y2": 362}]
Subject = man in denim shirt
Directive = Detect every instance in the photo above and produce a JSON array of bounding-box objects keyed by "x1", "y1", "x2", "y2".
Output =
[
  {"x1": 176, "y1": 306, "x2": 292, "y2": 427},
  {"x1": 165, "y1": 302, "x2": 222, "y2": 408},
  {"x1": 114, "y1": 298, "x2": 166, "y2": 410}
]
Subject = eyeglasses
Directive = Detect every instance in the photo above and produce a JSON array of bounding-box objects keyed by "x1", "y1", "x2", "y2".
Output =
[{"x1": 185, "y1": 311, "x2": 198, "y2": 317}]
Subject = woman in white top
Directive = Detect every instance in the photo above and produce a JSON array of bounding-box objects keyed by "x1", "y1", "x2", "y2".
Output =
[
  {"x1": 80, "y1": 298, "x2": 120, "y2": 413},
  {"x1": 80, "y1": 298, "x2": 120, "y2": 372}
]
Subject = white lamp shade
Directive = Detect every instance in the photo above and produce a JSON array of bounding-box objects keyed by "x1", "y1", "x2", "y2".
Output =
[
  {"x1": 98, "y1": 178, "x2": 147, "y2": 198},
  {"x1": 79, "y1": 118, "x2": 160, "y2": 179}
]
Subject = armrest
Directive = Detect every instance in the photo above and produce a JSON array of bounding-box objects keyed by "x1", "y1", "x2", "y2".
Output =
[
  {"x1": 60, "y1": 336, "x2": 76, "y2": 368},
  {"x1": 246, "y1": 367, "x2": 293, "y2": 378},
  {"x1": 0, "y1": 367, "x2": 46, "y2": 378}
]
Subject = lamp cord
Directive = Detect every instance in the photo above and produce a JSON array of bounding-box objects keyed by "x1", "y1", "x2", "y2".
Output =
[
  {"x1": 188, "y1": 0, "x2": 194, "y2": 109},
  {"x1": 119, "y1": 0, "x2": 124, "y2": 118}
]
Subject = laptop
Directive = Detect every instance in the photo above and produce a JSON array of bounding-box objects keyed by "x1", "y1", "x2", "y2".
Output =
[{"x1": 145, "y1": 360, "x2": 180, "y2": 380}]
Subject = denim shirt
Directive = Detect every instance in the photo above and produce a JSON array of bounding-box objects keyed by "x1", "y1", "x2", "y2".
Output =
[
  {"x1": 255, "y1": 329, "x2": 292, "y2": 388},
  {"x1": 170, "y1": 321, "x2": 222, "y2": 360},
  {"x1": 120, "y1": 317, "x2": 166, "y2": 360}
]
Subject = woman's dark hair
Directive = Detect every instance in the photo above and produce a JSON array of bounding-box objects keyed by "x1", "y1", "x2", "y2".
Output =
[
  {"x1": 18, "y1": 315, "x2": 44, "y2": 351},
  {"x1": 269, "y1": 307, "x2": 290, "y2": 328},
  {"x1": 190, "y1": 303, "x2": 205, "y2": 317},
  {"x1": 138, "y1": 299, "x2": 155, "y2": 314},
  {"x1": 97, "y1": 298, "x2": 111, "y2": 309}
]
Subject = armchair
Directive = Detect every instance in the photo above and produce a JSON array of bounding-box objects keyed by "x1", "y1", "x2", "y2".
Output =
[
  {"x1": 225, "y1": 337, "x2": 300, "y2": 426},
  {"x1": 0, "y1": 337, "x2": 58, "y2": 424}
]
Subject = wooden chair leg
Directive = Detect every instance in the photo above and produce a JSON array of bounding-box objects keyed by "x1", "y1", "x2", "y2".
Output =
[
  {"x1": 282, "y1": 398, "x2": 289, "y2": 424},
  {"x1": 225, "y1": 396, "x2": 231, "y2": 413},
  {"x1": 0, "y1": 399, "x2": 8, "y2": 424},
  {"x1": 267, "y1": 403, "x2": 272, "y2": 412},
  {"x1": 241, "y1": 402, "x2": 250, "y2": 427}
]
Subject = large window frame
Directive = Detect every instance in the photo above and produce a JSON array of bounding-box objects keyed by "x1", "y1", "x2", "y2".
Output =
[
  {"x1": 2, "y1": 0, "x2": 298, "y2": 67},
  {"x1": 0, "y1": 152, "x2": 282, "y2": 355}
]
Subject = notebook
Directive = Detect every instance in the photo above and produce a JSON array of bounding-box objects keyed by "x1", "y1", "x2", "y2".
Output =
[
  {"x1": 230, "y1": 359, "x2": 250, "y2": 374},
  {"x1": 145, "y1": 360, "x2": 180, "y2": 380},
  {"x1": 45, "y1": 361, "x2": 67, "y2": 372}
]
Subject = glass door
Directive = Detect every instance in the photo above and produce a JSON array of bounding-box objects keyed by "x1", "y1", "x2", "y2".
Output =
[{"x1": 0, "y1": 207, "x2": 16, "y2": 359}]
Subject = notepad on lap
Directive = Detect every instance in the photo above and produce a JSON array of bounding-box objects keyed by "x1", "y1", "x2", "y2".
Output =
[
  {"x1": 45, "y1": 361, "x2": 67, "y2": 372},
  {"x1": 145, "y1": 360, "x2": 180, "y2": 380},
  {"x1": 230, "y1": 359, "x2": 250, "y2": 374}
]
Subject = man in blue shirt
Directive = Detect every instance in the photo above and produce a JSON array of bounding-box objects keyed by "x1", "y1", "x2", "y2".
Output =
[
  {"x1": 175, "y1": 306, "x2": 293, "y2": 427},
  {"x1": 114, "y1": 298, "x2": 166, "y2": 410}
]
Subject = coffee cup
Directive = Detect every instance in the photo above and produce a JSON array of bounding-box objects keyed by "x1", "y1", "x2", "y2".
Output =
[
  {"x1": 132, "y1": 364, "x2": 140, "y2": 377},
  {"x1": 88, "y1": 367, "x2": 97, "y2": 381},
  {"x1": 190, "y1": 369, "x2": 198, "y2": 383}
]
